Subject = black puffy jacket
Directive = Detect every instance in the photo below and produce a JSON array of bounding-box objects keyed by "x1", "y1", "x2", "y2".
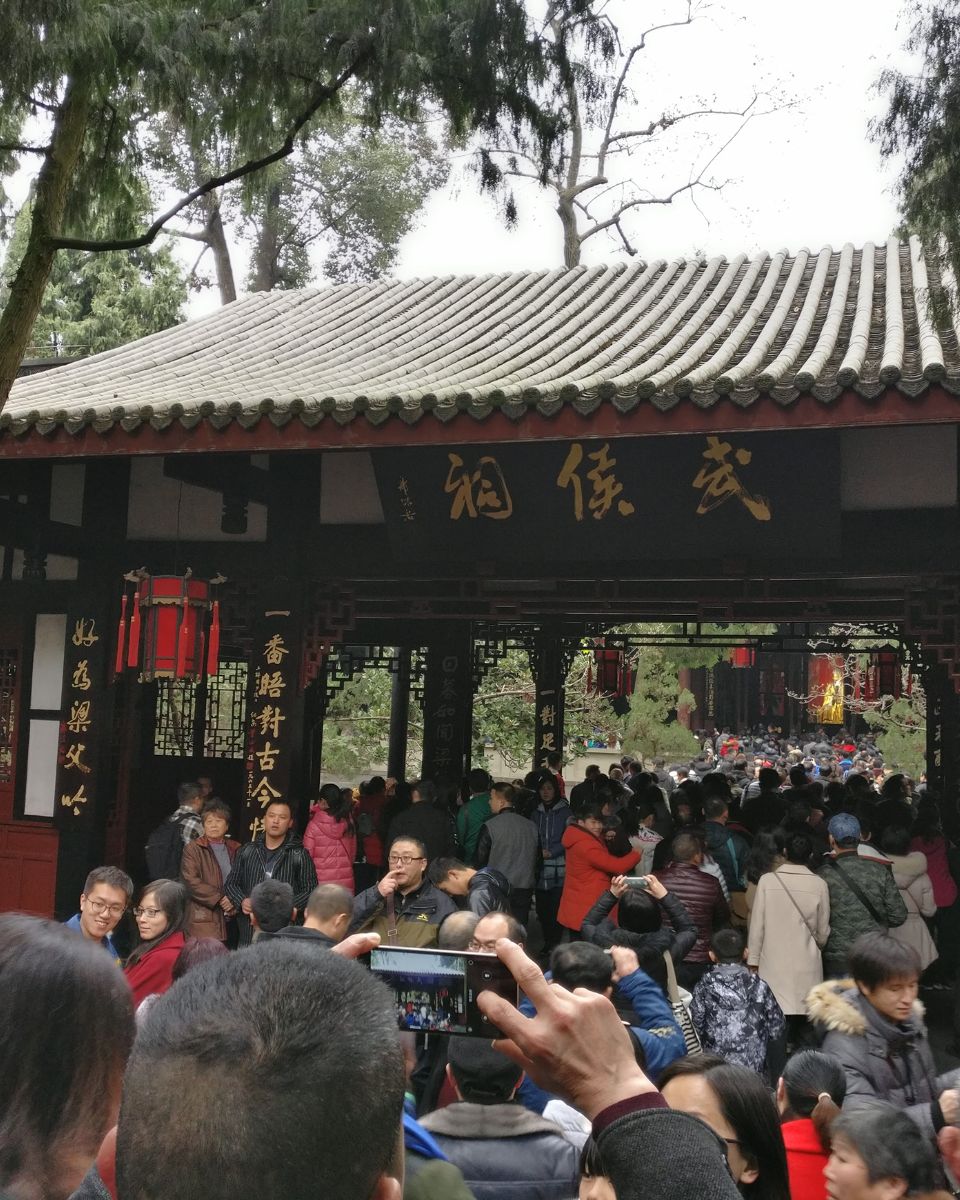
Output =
[{"x1": 467, "y1": 867, "x2": 511, "y2": 916}]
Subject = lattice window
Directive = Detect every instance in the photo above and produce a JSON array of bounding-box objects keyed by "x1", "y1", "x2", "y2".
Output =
[
  {"x1": 204, "y1": 660, "x2": 249, "y2": 759},
  {"x1": 0, "y1": 648, "x2": 17, "y2": 784},
  {"x1": 153, "y1": 660, "x2": 249, "y2": 759},
  {"x1": 153, "y1": 681, "x2": 198, "y2": 757}
]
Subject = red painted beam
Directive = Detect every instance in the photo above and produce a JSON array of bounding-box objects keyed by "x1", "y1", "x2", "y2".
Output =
[{"x1": 1, "y1": 386, "x2": 958, "y2": 460}]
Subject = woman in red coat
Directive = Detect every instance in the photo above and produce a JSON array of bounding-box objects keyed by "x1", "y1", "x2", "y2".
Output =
[
  {"x1": 303, "y1": 783, "x2": 358, "y2": 893},
  {"x1": 557, "y1": 804, "x2": 640, "y2": 935},
  {"x1": 124, "y1": 879, "x2": 189, "y2": 1009},
  {"x1": 777, "y1": 1050, "x2": 845, "y2": 1200}
]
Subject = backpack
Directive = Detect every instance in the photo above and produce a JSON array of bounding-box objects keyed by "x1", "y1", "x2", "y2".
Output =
[{"x1": 145, "y1": 814, "x2": 189, "y2": 880}]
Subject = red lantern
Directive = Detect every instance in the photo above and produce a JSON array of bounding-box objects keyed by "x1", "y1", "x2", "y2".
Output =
[
  {"x1": 729, "y1": 646, "x2": 755, "y2": 669},
  {"x1": 116, "y1": 574, "x2": 218, "y2": 682}
]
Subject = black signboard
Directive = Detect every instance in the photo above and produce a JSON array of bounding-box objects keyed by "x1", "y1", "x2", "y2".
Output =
[{"x1": 374, "y1": 431, "x2": 841, "y2": 561}]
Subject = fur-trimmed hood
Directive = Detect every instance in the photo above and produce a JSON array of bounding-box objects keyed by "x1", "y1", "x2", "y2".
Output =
[{"x1": 806, "y1": 978, "x2": 924, "y2": 1036}]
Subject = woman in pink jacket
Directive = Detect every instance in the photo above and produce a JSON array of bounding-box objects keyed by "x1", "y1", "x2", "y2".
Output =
[{"x1": 303, "y1": 783, "x2": 357, "y2": 893}]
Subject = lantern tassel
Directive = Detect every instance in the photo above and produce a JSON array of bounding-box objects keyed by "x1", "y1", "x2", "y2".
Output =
[
  {"x1": 206, "y1": 600, "x2": 220, "y2": 677},
  {"x1": 127, "y1": 587, "x2": 142, "y2": 669},
  {"x1": 175, "y1": 598, "x2": 189, "y2": 679},
  {"x1": 114, "y1": 592, "x2": 128, "y2": 677}
]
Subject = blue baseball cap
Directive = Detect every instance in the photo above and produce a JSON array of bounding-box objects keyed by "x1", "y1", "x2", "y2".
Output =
[{"x1": 828, "y1": 813, "x2": 861, "y2": 843}]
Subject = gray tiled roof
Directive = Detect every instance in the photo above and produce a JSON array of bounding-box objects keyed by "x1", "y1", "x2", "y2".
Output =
[{"x1": 5, "y1": 237, "x2": 960, "y2": 438}]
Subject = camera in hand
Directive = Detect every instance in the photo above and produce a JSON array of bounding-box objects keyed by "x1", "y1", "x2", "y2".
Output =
[{"x1": 369, "y1": 946, "x2": 518, "y2": 1037}]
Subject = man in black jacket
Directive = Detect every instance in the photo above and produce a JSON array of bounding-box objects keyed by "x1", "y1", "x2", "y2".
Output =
[
  {"x1": 273, "y1": 884, "x2": 353, "y2": 950},
  {"x1": 476, "y1": 783, "x2": 539, "y2": 925},
  {"x1": 224, "y1": 800, "x2": 318, "y2": 946},
  {"x1": 429, "y1": 857, "x2": 511, "y2": 916}
]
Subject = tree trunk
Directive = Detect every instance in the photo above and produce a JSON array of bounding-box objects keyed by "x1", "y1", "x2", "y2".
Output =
[
  {"x1": 557, "y1": 193, "x2": 582, "y2": 268},
  {"x1": 0, "y1": 74, "x2": 92, "y2": 410},
  {"x1": 249, "y1": 178, "x2": 284, "y2": 292},
  {"x1": 205, "y1": 204, "x2": 237, "y2": 304}
]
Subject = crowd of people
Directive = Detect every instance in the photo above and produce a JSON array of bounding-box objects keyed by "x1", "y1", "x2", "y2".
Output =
[{"x1": 5, "y1": 728, "x2": 960, "y2": 1200}]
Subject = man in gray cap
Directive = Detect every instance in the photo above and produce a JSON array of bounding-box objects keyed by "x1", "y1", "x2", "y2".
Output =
[{"x1": 817, "y1": 812, "x2": 908, "y2": 978}]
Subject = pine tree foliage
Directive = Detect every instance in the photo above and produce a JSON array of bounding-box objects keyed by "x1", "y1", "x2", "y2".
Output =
[
  {"x1": 876, "y1": 1, "x2": 960, "y2": 297},
  {"x1": 0, "y1": 0, "x2": 611, "y2": 405}
]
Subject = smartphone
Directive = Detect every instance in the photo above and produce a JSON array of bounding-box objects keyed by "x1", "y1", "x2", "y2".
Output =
[
  {"x1": 369, "y1": 945, "x2": 518, "y2": 1037},
  {"x1": 624, "y1": 877, "x2": 649, "y2": 889}
]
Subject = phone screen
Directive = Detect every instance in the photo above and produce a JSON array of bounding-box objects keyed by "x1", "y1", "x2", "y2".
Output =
[{"x1": 369, "y1": 946, "x2": 518, "y2": 1037}]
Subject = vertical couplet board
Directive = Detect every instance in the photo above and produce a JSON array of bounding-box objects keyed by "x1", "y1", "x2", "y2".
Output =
[
  {"x1": 241, "y1": 609, "x2": 301, "y2": 841},
  {"x1": 54, "y1": 610, "x2": 109, "y2": 917},
  {"x1": 420, "y1": 631, "x2": 473, "y2": 785},
  {"x1": 533, "y1": 639, "x2": 566, "y2": 772}
]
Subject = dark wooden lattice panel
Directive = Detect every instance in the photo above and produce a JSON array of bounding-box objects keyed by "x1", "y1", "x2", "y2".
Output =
[
  {"x1": 204, "y1": 659, "x2": 249, "y2": 759},
  {"x1": 0, "y1": 647, "x2": 18, "y2": 786},
  {"x1": 153, "y1": 681, "x2": 198, "y2": 757},
  {"x1": 302, "y1": 583, "x2": 357, "y2": 683},
  {"x1": 904, "y1": 578, "x2": 960, "y2": 688},
  {"x1": 216, "y1": 581, "x2": 258, "y2": 658}
]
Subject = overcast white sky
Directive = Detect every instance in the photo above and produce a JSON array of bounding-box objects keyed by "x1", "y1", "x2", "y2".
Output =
[{"x1": 396, "y1": 0, "x2": 911, "y2": 279}]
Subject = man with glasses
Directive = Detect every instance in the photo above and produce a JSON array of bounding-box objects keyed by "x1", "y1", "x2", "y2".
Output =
[
  {"x1": 350, "y1": 836, "x2": 457, "y2": 948},
  {"x1": 65, "y1": 865, "x2": 133, "y2": 964}
]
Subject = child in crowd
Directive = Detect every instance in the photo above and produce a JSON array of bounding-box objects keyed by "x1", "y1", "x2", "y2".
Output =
[{"x1": 690, "y1": 927, "x2": 785, "y2": 1076}]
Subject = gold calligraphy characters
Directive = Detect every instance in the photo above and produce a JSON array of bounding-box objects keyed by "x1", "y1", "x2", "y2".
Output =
[
  {"x1": 445, "y1": 453, "x2": 513, "y2": 520},
  {"x1": 557, "y1": 442, "x2": 635, "y2": 521},
  {"x1": 692, "y1": 436, "x2": 771, "y2": 522}
]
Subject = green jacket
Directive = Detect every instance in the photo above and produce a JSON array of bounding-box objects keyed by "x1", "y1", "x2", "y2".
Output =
[
  {"x1": 457, "y1": 793, "x2": 491, "y2": 865},
  {"x1": 818, "y1": 851, "x2": 908, "y2": 973}
]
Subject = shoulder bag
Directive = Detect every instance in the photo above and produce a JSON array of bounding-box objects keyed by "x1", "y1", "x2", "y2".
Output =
[
  {"x1": 773, "y1": 870, "x2": 819, "y2": 942},
  {"x1": 662, "y1": 950, "x2": 703, "y2": 1057}
]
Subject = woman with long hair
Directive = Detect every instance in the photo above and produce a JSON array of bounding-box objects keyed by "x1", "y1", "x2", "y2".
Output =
[
  {"x1": 0, "y1": 914, "x2": 135, "y2": 1200},
  {"x1": 303, "y1": 782, "x2": 358, "y2": 893},
  {"x1": 123, "y1": 878, "x2": 189, "y2": 1008},
  {"x1": 659, "y1": 1055, "x2": 790, "y2": 1200},
  {"x1": 776, "y1": 1050, "x2": 845, "y2": 1200}
]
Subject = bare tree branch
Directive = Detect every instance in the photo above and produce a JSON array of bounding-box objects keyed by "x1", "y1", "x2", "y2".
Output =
[
  {"x1": 48, "y1": 57, "x2": 367, "y2": 253},
  {"x1": 165, "y1": 225, "x2": 211, "y2": 243},
  {"x1": 0, "y1": 142, "x2": 49, "y2": 155}
]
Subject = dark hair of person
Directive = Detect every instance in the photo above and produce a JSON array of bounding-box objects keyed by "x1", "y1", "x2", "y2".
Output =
[
  {"x1": 447, "y1": 1037, "x2": 522, "y2": 1103},
  {"x1": 618, "y1": 888, "x2": 662, "y2": 935},
  {"x1": 758, "y1": 767, "x2": 781, "y2": 792},
  {"x1": 847, "y1": 930, "x2": 920, "y2": 989},
  {"x1": 781, "y1": 1050, "x2": 846, "y2": 1120},
  {"x1": 830, "y1": 1109, "x2": 938, "y2": 1195},
  {"x1": 633, "y1": 795, "x2": 657, "y2": 822},
  {"x1": 788, "y1": 765, "x2": 808, "y2": 789},
  {"x1": 824, "y1": 781, "x2": 847, "y2": 811},
  {"x1": 263, "y1": 797, "x2": 292, "y2": 817},
  {"x1": 853, "y1": 800, "x2": 877, "y2": 839},
  {"x1": 428, "y1": 856, "x2": 466, "y2": 885},
  {"x1": 672, "y1": 831, "x2": 702, "y2": 863},
  {"x1": 305, "y1": 884, "x2": 353, "y2": 924},
  {"x1": 116, "y1": 943, "x2": 405, "y2": 1200},
  {"x1": 467, "y1": 767, "x2": 491, "y2": 793},
  {"x1": 577, "y1": 802, "x2": 605, "y2": 824},
  {"x1": 711, "y1": 927, "x2": 746, "y2": 963},
  {"x1": 178, "y1": 781, "x2": 201, "y2": 805},
  {"x1": 538, "y1": 775, "x2": 557, "y2": 800},
  {"x1": 250, "y1": 879, "x2": 295, "y2": 933},
  {"x1": 367, "y1": 776, "x2": 386, "y2": 794},
  {"x1": 0, "y1": 914, "x2": 135, "y2": 1198},
  {"x1": 201, "y1": 798, "x2": 233, "y2": 824},
  {"x1": 411, "y1": 779, "x2": 436, "y2": 806},
  {"x1": 546, "y1": 750, "x2": 563, "y2": 769},
  {"x1": 746, "y1": 830, "x2": 786, "y2": 883},
  {"x1": 704, "y1": 795, "x2": 730, "y2": 821},
  {"x1": 126, "y1": 879, "x2": 189, "y2": 968},
  {"x1": 172, "y1": 937, "x2": 229, "y2": 981},
  {"x1": 388, "y1": 835, "x2": 427, "y2": 859},
  {"x1": 318, "y1": 782, "x2": 352, "y2": 821},
  {"x1": 783, "y1": 831, "x2": 813, "y2": 866},
  {"x1": 83, "y1": 864, "x2": 134, "y2": 900},
  {"x1": 659, "y1": 1056, "x2": 790, "y2": 1200},
  {"x1": 578, "y1": 1137, "x2": 607, "y2": 1183},
  {"x1": 702, "y1": 774, "x2": 732, "y2": 802},
  {"x1": 880, "y1": 824, "x2": 912, "y2": 857},
  {"x1": 550, "y1": 941, "x2": 613, "y2": 993},
  {"x1": 491, "y1": 781, "x2": 516, "y2": 805}
]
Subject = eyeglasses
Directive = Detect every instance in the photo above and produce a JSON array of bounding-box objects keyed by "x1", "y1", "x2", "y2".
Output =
[
  {"x1": 388, "y1": 855, "x2": 424, "y2": 865},
  {"x1": 469, "y1": 939, "x2": 499, "y2": 953},
  {"x1": 85, "y1": 898, "x2": 126, "y2": 917},
  {"x1": 133, "y1": 906, "x2": 163, "y2": 919}
]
